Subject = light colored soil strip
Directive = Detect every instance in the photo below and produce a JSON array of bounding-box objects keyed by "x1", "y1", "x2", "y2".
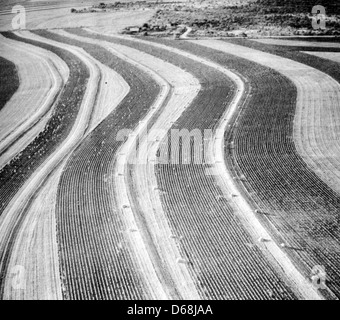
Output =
[
  {"x1": 110, "y1": 43, "x2": 201, "y2": 299},
  {"x1": 253, "y1": 38, "x2": 340, "y2": 48},
  {"x1": 112, "y1": 59, "x2": 171, "y2": 300},
  {"x1": 0, "y1": 34, "x2": 68, "y2": 169},
  {"x1": 60, "y1": 30, "x2": 201, "y2": 299},
  {"x1": 2, "y1": 163, "x2": 65, "y2": 300}
]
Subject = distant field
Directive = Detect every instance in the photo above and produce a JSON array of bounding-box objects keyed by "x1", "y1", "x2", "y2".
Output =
[
  {"x1": 146, "y1": 0, "x2": 340, "y2": 37},
  {"x1": 0, "y1": 0, "x2": 154, "y2": 31},
  {"x1": 2, "y1": 0, "x2": 340, "y2": 301}
]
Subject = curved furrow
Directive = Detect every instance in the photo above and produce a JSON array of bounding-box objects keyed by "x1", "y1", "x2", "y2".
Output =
[
  {"x1": 111, "y1": 43, "x2": 201, "y2": 299},
  {"x1": 212, "y1": 40, "x2": 340, "y2": 198},
  {"x1": 227, "y1": 39, "x2": 340, "y2": 203},
  {"x1": 186, "y1": 39, "x2": 340, "y2": 299},
  {"x1": 1, "y1": 30, "x2": 130, "y2": 300},
  {"x1": 0, "y1": 30, "x2": 100, "y2": 298},
  {"x1": 35, "y1": 30, "x2": 161, "y2": 300},
  {"x1": 0, "y1": 34, "x2": 68, "y2": 169},
  {"x1": 0, "y1": 56, "x2": 19, "y2": 112},
  {"x1": 77, "y1": 29, "x2": 298, "y2": 300}
]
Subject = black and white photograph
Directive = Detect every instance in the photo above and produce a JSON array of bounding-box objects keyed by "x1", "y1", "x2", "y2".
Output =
[{"x1": 0, "y1": 0, "x2": 339, "y2": 306}]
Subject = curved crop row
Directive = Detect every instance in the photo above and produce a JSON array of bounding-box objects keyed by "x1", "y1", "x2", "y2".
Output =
[
  {"x1": 36, "y1": 30, "x2": 161, "y2": 300},
  {"x1": 230, "y1": 38, "x2": 340, "y2": 78},
  {"x1": 60, "y1": 29, "x2": 205, "y2": 299},
  {"x1": 0, "y1": 28, "x2": 130, "y2": 300},
  {"x1": 0, "y1": 56, "x2": 19, "y2": 112},
  {"x1": 226, "y1": 38, "x2": 340, "y2": 298},
  {"x1": 74, "y1": 29, "x2": 297, "y2": 300},
  {"x1": 183, "y1": 39, "x2": 340, "y2": 299}
]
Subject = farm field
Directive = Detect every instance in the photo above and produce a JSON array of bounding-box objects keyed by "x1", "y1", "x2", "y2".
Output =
[
  {"x1": 1, "y1": 0, "x2": 340, "y2": 301},
  {"x1": 37, "y1": 30, "x2": 162, "y2": 300},
  {"x1": 0, "y1": 34, "x2": 68, "y2": 169},
  {"x1": 0, "y1": 27, "x2": 134, "y2": 299},
  {"x1": 0, "y1": 30, "x2": 97, "y2": 299},
  {"x1": 71, "y1": 29, "x2": 303, "y2": 299},
  {"x1": 178, "y1": 39, "x2": 340, "y2": 297}
]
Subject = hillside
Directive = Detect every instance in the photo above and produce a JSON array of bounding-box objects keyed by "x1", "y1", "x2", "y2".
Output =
[{"x1": 143, "y1": 0, "x2": 340, "y2": 37}]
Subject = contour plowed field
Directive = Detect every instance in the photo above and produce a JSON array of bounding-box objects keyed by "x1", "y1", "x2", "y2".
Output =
[
  {"x1": 0, "y1": 27, "x2": 135, "y2": 300},
  {"x1": 0, "y1": 34, "x2": 68, "y2": 170},
  {"x1": 58, "y1": 29, "x2": 205, "y2": 299},
  {"x1": 0, "y1": 31, "x2": 91, "y2": 298},
  {"x1": 35, "y1": 30, "x2": 161, "y2": 300},
  {"x1": 181, "y1": 39, "x2": 340, "y2": 298},
  {"x1": 2, "y1": 1, "x2": 340, "y2": 300},
  {"x1": 0, "y1": 32, "x2": 88, "y2": 217},
  {"x1": 72, "y1": 29, "x2": 297, "y2": 300}
]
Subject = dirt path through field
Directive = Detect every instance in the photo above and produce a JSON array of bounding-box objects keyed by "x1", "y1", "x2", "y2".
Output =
[{"x1": 0, "y1": 34, "x2": 68, "y2": 169}]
